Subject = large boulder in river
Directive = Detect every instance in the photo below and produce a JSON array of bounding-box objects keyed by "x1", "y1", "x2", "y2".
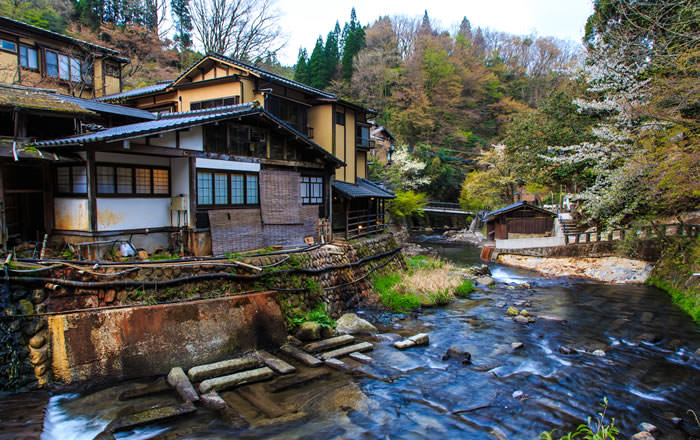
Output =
[
  {"x1": 442, "y1": 346, "x2": 471, "y2": 364},
  {"x1": 295, "y1": 321, "x2": 322, "y2": 341},
  {"x1": 476, "y1": 276, "x2": 495, "y2": 286},
  {"x1": 336, "y1": 313, "x2": 377, "y2": 334}
]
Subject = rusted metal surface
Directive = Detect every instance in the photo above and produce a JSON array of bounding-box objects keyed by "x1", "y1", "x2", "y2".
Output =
[{"x1": 47, "y1": 291, "x2": 286, "y2": 385}]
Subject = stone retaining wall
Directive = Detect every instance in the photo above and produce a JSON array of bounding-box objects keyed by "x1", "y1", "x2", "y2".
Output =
[
  {"x1": 1, "y1": 234, "x2": 405, "y2": 391},
  {"x1": 494, "y1": 240, "x2": 660, "y2": 262}
]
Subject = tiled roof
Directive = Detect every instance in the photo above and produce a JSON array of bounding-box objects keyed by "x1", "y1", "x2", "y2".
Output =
[
  {"x1": 0, "y1": 16, "x2": 127, "y2": 61},
  {"x1": 32, "y1": 103, "x2": 344, "y2": 166},
  {"x1": 34, "y1": 103, "x2": 259, "y2": 147},
  {"x1": 484, "y1": 201, "x2": 556, "y2": 220},
  {"x1": 0, "y1": 84, "x2": 94, "y2": 115},
  {"x1": 96, "y1": 82, "x2": 172, "y2": 101},
  {"x1": 333, "y1": 178, "x2": 396, "y2": 199},
  {"x1": 57, "y1": 95, "x2": 156, "y2": 120}
]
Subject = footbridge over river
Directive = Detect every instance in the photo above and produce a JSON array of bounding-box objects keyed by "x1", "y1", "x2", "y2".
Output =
[{"x1": 412, "y1": 202, "x2": 474, "y2": 231}]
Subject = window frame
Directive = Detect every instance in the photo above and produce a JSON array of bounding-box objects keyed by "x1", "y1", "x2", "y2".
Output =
[
  {"x1": 190, "y1": 96, "x2": 240, "y2": 111},
  {"x1": 54, "y1": 164, "x2": 88, "y2": 197},
  {"x1": 19, "y1": 44, "x2": 39, "y2": 71},
  {"x1": 196, "y1": 169, "x2": 259, "y2": 209},
  {"x1": 335, "y1": 111, "x2": 345, "y2": 126},
  {"x1": 300, "y1": 175, "x2": 324, "y2": 205},
  {"x1": 43, "y1": 48, "x2": 89, "y2": 84},
  {"x1": 94, "y1": 163, "x2": 171, "y2": 198},
  {"x1": 0, "y1": 39, "x2": 17, "y2": 54}
]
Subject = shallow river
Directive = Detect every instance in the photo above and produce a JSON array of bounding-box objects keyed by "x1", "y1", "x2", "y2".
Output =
[{"x1": 40, "y1": 242, "x2": 700, "y2": 439}]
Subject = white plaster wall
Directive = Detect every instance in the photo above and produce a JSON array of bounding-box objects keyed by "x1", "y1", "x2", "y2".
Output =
[
  {"x1": 195, "y1": 158, "x2": 260, "y2": 172},
  {"x1": 180, "y1": 126, "x2": 203, "y2": 150},
  {"x1": 96, "y1": 198, "x2": 171, "y2": 231},
  {"x1": 95, "y1": 152, "x2": 170, "y2": 167},
  {"x1": 170, "y1": 157, "x2": 192, "y2": 227},
  {"x1": 54, "y1": 198, "x2": 89, "y2": 231},
  {"x1": 148, "y1": 131, "x2": 176, "y2": 147}
]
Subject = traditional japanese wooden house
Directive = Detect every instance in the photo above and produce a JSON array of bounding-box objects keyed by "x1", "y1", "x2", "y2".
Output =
[{"x1": 484, "y1": 201, "x2": 556, "y2": 240}]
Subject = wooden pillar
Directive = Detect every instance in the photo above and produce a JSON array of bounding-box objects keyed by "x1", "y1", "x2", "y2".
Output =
[
  {"x1": 87, "y1": 151, "x2": 97, "y2": 233},
  {"x1": 345, "y1": 199, "x2": 349, "y2": 240},
  {"x1": 41, "y1": 162, "x2": 54, "y2": 235}
]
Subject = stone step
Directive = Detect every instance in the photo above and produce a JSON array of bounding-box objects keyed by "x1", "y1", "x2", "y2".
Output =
[
  {"x1": 348, "y1": 352, "x2": 372, "y2": 364},
  {"x1": 102, "y1": 402, "x2": 197, "y2": 434},
  {"x1": 302, "y1": 335, "x2": 355, "y2": 353},
  {"x1": 324, "y1": 358, "x2": 386, "y2": 382},
  {"x1": 394, "y1": 333, "x2": 430, "y2": 350},
  {"x1": 188, "y1": 356, "x2": 261, "y2": 382},
  {"x1": 167, "y1": 367, "x2": 199, "y2": 403},
  {"x1": 237, "y1": 386, "x2": 288, "y2": 418},
  {"x1": 256, "y1": 350, "x2": 296, "y2": 374},
  {"x1": 266, "y1": 368, "x2": 332, "y2": 393},
  {"x1": 319, "y1": 342, "x2": 373, "y2": 360},
  {"x1": 199, "y1": 367, "x2": 275, "y2": 394},
  {"x1": 280, "y1": 344, "x2": 323, "y2": 367}
]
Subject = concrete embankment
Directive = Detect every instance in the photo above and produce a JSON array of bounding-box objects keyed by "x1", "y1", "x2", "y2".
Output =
[
  {"x1": 496, "y1": 254, "x2": 653, "y2": 283},
  {"x1": 491, "y1": 241, "x2": 657, "y2": 284}
]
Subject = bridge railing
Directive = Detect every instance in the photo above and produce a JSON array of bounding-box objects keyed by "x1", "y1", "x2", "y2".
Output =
[{"x1": 564, "y1": 223, "x2": 700, "y2": 244}]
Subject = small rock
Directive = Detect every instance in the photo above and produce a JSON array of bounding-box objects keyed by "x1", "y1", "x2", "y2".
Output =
[
  {"x1": 167, "y1": 367, "x2": 199, "y2": 403},
  {"x1": 295, "y1": 321, "x2": 322, "y2": 341},
  {"x1": 137, "y1": 250, "x2": 149, "y2": 260},
  {"x1": 507, "y1": 285, "x2": 516, "y2": 290},
  {"x1": 408, "y1": 333, "x2": 429, "y2": 346},
  {"x1": 513, "y1": 315, "x2": 529, "y2": 324},
  {"x1": 476, "y1": 276, "x2": 494, "y2": 286},
  {"x1": 518, "y1": 282, "x2": 531, "y2": 289},
  {"x1": 558, "y1": 345, "x2": 575, "y2": 355},
  {"x1": 506, "y1": 306, "x2": 519, "y2": 316},
  {"x1": 511, "y1": 342, "x2": 523, "y2": 350},
  {"x1": 105, "y1": 289, "x2": 116, "y2": 303},
  {"x1": 637, "y1": 423, "x2": 657, "y2": 433},
  {"x1": 286, "y1": 335, "x2": 302, "y2": 346},
  {"x1": 470, "y1": 264, "x2": 491, "y2": 276},
  {"x1": 442, "y1": 346, "x2": 471, "y2": 364},
  {"x1": 336, "y1": 313, "x2": 377, "y2": 334},
  {"x1": 29, "y1": 346, "x2": 48, "y2": 365},
  {"x1": 29, "y1": 333, "x2": 46, "y2": 349},
  {"x1": 394, "y1": 339, "x2": 416, "y2": 350},
  {"x1": 512, "y1": 390, "x2": 523, "y2": 399},
  {"x1": 631, "y1": 432, "x2": 654, "y2": 440},
  {"x1": 519, "y1": 309, "x2": 530, "y2": 317},
  {"x1": 591, "y1": 349, "x2": 606, "y2": 357},
  {"x1": 495, "y1": 302, "x2": 506, "y2": 308}
]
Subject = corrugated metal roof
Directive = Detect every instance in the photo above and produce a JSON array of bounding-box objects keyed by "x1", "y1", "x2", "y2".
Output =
[
  {"x1": 484, "y1": 201, "x2": 556, "y2": 220},
  {"x1": 333, "y1": 178, "x2": 396, "y2": 199},
  {"x1": 0, "y1": 16, "x2": 126, "y2": 61},
  {"x1": 34, "y1": 103, "x2": 258, "y2": 147},
  {"x1": 96, "y1": 82, "x2": 172, "y2": 101},
  {"x1": 57, "y1": 95, "x2": 156, "y2": 120}
]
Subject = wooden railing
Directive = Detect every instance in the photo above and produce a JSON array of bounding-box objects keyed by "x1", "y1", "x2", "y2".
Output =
[
  {"x1": 565, "y1": 223, "x2": 700, "y2": 245},
  {"x1": 346, "y1": 210, "x2": 386, "y2": 239}
]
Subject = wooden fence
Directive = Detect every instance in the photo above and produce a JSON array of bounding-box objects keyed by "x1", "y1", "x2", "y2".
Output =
[
  {"x1": 346, "y1": 210, "x2": 386, "y2": 240},
  {"x1": 565, "y1": 223, "x2": 700, "y2": 245}
]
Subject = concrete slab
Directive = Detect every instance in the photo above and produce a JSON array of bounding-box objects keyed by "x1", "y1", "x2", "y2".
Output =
[
  {"x1": 167, "y1": 367, "x2": 199, "y2": 403},
  {"x1": 256, "y1": 350, "x2": 295, "y2": 374},
  {"x1": 188, "y1": 356, "x2": 261, "y2": 382},
  {"x1": 103, "y1": 402, "x2": 197, "y2": 433},
  {"x1": 199, "y1": 367, "x2": 275, "y2": 393},
  {"x1": 302, "y1": 335, "x2": 355, "y2": 353},
  {"x1": 266, "y1": 368, "x2": 332, "y2": 393},
  {"x1": 348, "y1": 352, "x2": 372, "y2": 364},
  {"x1": 280, "y1": 344, "x2": 323, "y2": 367},
  {"x1": 320, "y1": 342, "x2": 373, "y2": 360}
]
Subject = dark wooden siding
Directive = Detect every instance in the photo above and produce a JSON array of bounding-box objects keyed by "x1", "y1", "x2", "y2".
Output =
[{"x1": 507, "y1": 217, "x2": 553, "y2": 235}]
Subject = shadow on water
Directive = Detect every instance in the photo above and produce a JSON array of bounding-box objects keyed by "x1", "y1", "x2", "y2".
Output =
[{"x1": 38, "y1": 242, "x2": 700, "y2": 439}]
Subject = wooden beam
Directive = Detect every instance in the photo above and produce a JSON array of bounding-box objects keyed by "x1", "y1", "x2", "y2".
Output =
[{"x1": 86, "y1": 150, "x2": 97, "y2": 233}]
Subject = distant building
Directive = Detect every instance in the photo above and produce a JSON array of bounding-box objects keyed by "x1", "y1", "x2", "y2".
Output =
[
  {"x1": 484, "y1": 201, "x2": 556, "y2": 240},
  {"x1": 369, "y1": 123, "x2": 395, "y2": 165},
  {"x1": 0, "y1": 16, "x2": 128, "y2": 98}
]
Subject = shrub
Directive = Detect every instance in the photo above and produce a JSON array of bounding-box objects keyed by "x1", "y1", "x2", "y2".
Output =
[
  {"x1": 429, "y1": 289, "x2": 452, "y2": 306},
  {"x1": 286, "y1": 303, "x2": 335, "y2": 330},
  {"x1": 540, "y1": 397, "x2": 620, "y2": 440},
  {"x1": 455, "y1": 280, "x2": 475, "y2": 297}
]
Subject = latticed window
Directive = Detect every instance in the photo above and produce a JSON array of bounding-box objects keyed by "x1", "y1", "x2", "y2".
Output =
[
  {"x1": 196, "y1": 170, "x2": 258, "y2": 207},
  {"x1": 300, "y1": 176, "x2": 323, "y2": 204},
  {"x1": 55, "y1": 165, "x2": 87, "y2": 195},
  {"x1": 93, "y1": 164, "x2": 169, "y2": 196}
]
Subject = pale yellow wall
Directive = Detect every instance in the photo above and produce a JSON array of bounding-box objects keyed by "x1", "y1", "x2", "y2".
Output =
[
  {"x1": 241, "y1": 78, "x2": 256, "y2": 103},
  {"x1": 178, "y1": 81, "x2": 241, "y2": 111},
  {"x1": 308, "y1": 104, "x2": 333, "y2": 154},
  {"x1": 344, "y1": 109, "x2": 356, "y2": 184},
  {"x1": 357, "y1": 151, "x2": 366, "y2": 179},
  {"x1": 104, "y1": 76, "x2": 120, "y2": 96},
  {"x1": 0, "y1": 51, "x2": 18, "y2": 84},
  {"x1": 94, "y1": 58, "x2": 104, "y2": 96}
]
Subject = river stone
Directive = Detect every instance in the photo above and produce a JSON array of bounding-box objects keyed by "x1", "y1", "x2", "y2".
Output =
[
  {"x1": 29, "y1": 346, "x2": 48, "y2": 365},
  {"x1": 476, "y1": 276, "x2": 494, "y2": 286},
  {"x1": 167, "y1": 367, "x2": 199, "y2": 403},
  {"x1": 512, "y1": 390, "x2": 523, "y2": 399},
  {"x1": 511, "y1": 342, "x2": 523, "y2": 350},
  {"x1": 558, "y1": 345, "x2": 575, "y2": 355},
  {"x1": 442, "y1": 346, "x2": 471, "y2": 364},
  {"x1": 336, "y1": 313, "x2": 377, "y2": 334},
  {"x1": 506, "y1": 306, "x2": 519, "y2": 316},
  {"x1": 631, "y1": 432, "x2": 654, "y2": 440},
  {"x1": 513, "y1": 315, "x2": 529, "y2": 324},
  {"x1": 295, "y1": 321, "x2": 322, "y2": 341},
  {"x1": 408, "y1": 333, "x2": 429, "y2": 346},
  {"x1": 591, "y1": 349, "x2": 606, "y2": 357},
  {"x1": 637, "y1": 423, "x2": 657, "y2": 433},
  {"x1": 519, "y1": 309, "x2": 530, "y2": 317},
  {"x1": 29, "y1": 333, "x2": 46, "y2": 349}
]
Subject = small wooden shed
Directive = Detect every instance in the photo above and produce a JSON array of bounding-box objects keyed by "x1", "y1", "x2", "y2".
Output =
[{"x1": 484, "y1": 201, "x2": 556, "y2": 240}]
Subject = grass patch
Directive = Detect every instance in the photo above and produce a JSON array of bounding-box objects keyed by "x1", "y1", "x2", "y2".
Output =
[
  {"x1": 372, "y1": 272, "x2": 421, "y2": 313},
  {"x1": 149, "y1": 252, "x2": 179, "y2": 261},
  {"x1": 455, "y1": 279, "x2": 475, "y2": 297},
  {"x1": 647, "y1": 276, "x2": 700, "y2": 323},
  {"x1": 406, "y1": 255, "x2": 443, "y2": 272}
]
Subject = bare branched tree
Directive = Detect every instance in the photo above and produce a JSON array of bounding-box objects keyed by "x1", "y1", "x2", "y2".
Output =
[{"x1": 191, "y1": 0, "x2": 285, "y2": 60}]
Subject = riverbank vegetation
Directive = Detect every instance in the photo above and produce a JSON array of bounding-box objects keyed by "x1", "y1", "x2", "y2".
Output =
[{"x1": 372, "y1": 255, "x2": 472, "y2": 312}]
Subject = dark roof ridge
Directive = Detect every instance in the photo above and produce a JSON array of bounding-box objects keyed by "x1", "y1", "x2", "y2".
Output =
[{"x1": 158, "y1": 102, "x2": 257, "y2": 119}]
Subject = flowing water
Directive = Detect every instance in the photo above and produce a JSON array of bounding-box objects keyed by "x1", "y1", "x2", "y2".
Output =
[{"x1": 35, "y1": 242, "x2": 700, "y2": 439}]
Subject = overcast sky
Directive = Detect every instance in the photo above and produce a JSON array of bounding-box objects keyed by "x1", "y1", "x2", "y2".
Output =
[{"x1": 275, "y1": 0, "x2": 594, "y2": 65}]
